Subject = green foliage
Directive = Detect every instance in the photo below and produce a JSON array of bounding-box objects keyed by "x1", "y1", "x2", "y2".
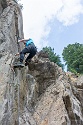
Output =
[
  {"x1": 69, "y1": 68, "x2": 78, "y2": 74},
  {"x1": 62, "y1": 42, "x2": 83, "y2": 74},
  {"x1": 42, "y1": 46, "x2": 64, "y2": 69}
]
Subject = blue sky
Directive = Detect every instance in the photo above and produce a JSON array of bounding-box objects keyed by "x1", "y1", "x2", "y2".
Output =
[
  {"x1": 48, "y1": 15, "x2": 83, "y2": 56},
  {"x1": 19, "y1": 0, "x2": 83, "y2": 66}
]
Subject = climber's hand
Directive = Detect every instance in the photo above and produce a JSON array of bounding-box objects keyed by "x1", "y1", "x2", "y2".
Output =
[
  {"x1": 18, "y1": 40, "x2": 21, "y2": 43},
  {"x1": 18, "y1": 39, "x2": 25, "y2": 43},
  {"x1": 15, "y1": 53, "x2": 20, "y2": 56}
]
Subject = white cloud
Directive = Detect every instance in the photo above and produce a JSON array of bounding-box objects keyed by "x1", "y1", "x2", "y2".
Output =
[
  {"x1": 56, "y1": 0, "x2": 83, "y2": 26},
  {"x1": 20, "y1": 0, "x2": 83, "y2": 49}
]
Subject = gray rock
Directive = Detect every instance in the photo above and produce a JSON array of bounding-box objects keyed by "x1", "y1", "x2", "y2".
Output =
[{"x1": 0, "y1": 0, "x2": 83, "y2": 125}]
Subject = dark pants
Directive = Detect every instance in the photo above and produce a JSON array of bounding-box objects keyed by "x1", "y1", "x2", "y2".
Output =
[{"x1": 20, "y1": 44, "x2": 37, "y2": 63}]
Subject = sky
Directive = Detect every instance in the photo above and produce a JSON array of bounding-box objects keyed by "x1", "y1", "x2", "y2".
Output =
[{"x1": 19, "y1": 0, "x2": 83, "y2": 66}]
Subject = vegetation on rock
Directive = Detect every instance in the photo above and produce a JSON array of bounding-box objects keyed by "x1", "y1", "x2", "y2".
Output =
[{"x1": 42, "y1": 46, "x2": 64, "y2": 69}]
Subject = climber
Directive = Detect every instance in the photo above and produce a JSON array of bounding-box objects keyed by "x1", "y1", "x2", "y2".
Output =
[{"x1": 18, "y1": 38, "x2": 37, "y2": 66}]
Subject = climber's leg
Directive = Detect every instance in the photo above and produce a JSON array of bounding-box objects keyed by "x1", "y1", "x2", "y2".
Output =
[
  {"x1": 25, "y1": 49, "x2": 36, "y2": 66},
  {"x1": 20, "y1": 48, "x2": 29, "y2": 62}
]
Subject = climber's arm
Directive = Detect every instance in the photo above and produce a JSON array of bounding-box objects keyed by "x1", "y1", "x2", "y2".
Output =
[{"x1": 18, "y1": 38, "x2": 30, "y2": 43}]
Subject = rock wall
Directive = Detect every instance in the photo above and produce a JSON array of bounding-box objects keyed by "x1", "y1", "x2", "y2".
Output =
[
  {"x1": 0, "y1": 1, "x2": 83, "y2": 125},
  {"x1": 0, "y1": 0, "x2": 24, "y2": 124},
  {"x1": 25, "y1": 56, "x2": 83, "y2": 125}
]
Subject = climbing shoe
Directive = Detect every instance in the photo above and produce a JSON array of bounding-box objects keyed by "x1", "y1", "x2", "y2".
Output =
[
  {"x1": 25, "y1": 61, "x2": 29, "y2": 66},
  {"x1": 13, "y1": 61, "x2": 25, "y2": 68},
  {"x1": 18, "y1": 62, "x2": 25, "y2": 66}
]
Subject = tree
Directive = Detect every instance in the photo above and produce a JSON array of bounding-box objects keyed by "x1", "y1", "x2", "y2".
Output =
[
  {"x1": 62, "y1": 43, "x2": 83, "y2": 74},
  {"x1": 42, "y1": 46, "x2": 64, "y2": 69}
]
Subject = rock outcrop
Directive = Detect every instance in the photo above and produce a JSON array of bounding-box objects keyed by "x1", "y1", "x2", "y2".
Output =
[{"x1": 0, "y1": 0, "x2": 83, "y2": 125}]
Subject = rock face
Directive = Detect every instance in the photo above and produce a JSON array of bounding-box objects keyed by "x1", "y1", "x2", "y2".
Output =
[
  {"x1": 0, "y1": 0, "x2": 24, "y2": 124},
  {"x1": 0, "y1": 1, "x2": 83, "y2": 125}
]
